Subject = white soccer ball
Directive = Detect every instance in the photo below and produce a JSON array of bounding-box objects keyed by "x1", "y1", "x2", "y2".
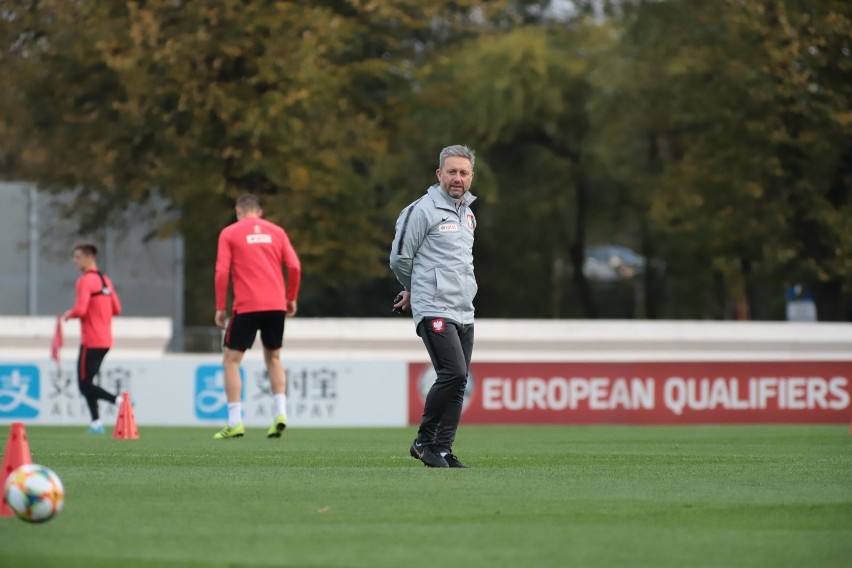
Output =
[{"x1": 3, "y1": 463, "x2": 65, "y2": 523}]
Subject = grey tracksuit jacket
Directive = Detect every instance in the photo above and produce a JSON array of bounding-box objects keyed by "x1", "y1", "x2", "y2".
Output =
[{"x1": 389, "y1": 184, "x2": 478, "y2": 327}]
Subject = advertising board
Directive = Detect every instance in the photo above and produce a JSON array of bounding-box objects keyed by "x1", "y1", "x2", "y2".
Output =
[
  {"x1": 408, "y1": 361, "x2": 852, "y2": 424},
  {"x1": 0, "y1": 358, "x2": 407, "y2": 427}
]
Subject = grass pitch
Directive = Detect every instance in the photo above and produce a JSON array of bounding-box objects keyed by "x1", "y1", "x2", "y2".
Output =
[{"x1": 0, "y1": 424, "x2": 850, "y2": 568}]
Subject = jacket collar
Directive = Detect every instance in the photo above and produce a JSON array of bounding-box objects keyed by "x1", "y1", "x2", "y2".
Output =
[{"x1": 427, "y1": 184, "x2": 477, "y2": 209}]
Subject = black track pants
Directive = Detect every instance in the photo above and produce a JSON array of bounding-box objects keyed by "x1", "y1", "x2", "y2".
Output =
[
  {"x1": 416, "y1": 318, "x2": 474, "y2": 452},
  {"x1": 77, "y1": 346, "x2": 118, "y2": 421}
]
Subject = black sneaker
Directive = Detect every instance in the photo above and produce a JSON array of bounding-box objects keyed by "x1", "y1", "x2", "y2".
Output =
[
  {"x1": 444, "y1": 453, "x2": 468, "y2": 468},
  {"x1": 409, "y1": 439, "x2": 425, "y2": 460},
  {"x1": 420, "y1": 447, "x2": 449, "y2": 468}
]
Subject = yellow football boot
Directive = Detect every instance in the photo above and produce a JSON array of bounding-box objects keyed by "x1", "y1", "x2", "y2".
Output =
[
  {"x1": 213, "y1": 423, "x2": 245, "y2": 440},
  {"x1": 266, "y1": 415, "x2": 287, "y2": 438}
]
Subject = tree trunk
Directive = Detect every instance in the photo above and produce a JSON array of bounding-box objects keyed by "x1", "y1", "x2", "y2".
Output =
[
  {"x1": 569, "y1": 167, "x2": 596, "y2": 318},
  {"x1": 814, "y1": 280, "x2": 847, "y2": 321},
  {"x1": 640, "y1": 221, "x2": 658, "y2": 319},
  {"x1": 739, "y1": 256, "x2": 755, "y2": 320}
]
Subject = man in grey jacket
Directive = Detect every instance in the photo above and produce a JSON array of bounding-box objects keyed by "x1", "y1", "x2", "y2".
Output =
[{"x1": 389, "y1": 144, "x2": 478, "y2": 468}]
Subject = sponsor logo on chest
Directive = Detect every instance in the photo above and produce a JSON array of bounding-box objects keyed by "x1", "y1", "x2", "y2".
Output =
[{"x1": 438, "y1": 222, "x2": 459, "y2": 232}]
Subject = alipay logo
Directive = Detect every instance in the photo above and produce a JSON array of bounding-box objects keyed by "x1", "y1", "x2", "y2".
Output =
[
  {"x1": 194, "y1": 365, "x2": 245, "y2": 420},
  {"x1": 0, "y1": 365, "x2": 40, "y2": 419}
]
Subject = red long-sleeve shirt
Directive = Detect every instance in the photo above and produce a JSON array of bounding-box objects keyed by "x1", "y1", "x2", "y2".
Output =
[
  {"x1": 215, "y1": 217, "x2": 301, "y2": 313},
  {"x1": 66, "y1": 270, "x2": 122, "y2": 348}
]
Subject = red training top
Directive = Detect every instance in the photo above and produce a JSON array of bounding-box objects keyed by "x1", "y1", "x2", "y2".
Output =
[
  {"x1": 215, "y1": 217, "x2": 302, "y2": 313},
  {"x1": 66, "y1": 270, "x2": 122, "y2": 348}
]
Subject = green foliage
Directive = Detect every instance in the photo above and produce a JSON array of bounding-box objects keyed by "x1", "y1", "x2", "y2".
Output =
[
  {"x1": 591, "y1": 0, "x2": 852, "y2": 318},
  {"x1": 0, "y1": 1, "x2": 537, "y2": 322},
  {"x1": 1, "y1": 0, "x2": 849, "y2": 320}
]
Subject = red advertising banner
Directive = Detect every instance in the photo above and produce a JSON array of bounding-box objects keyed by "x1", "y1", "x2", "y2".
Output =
[{"x1": 407, "y1": 361, "x2": 852, "y2": 425}]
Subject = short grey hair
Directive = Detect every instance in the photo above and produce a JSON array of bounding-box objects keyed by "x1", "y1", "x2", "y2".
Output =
[
  {"x1": 438, "y1": 145, "x2": 476, "y2": 170},
  {"x1": 236, "y1": 193, "x2": 261, "y2": 211}
]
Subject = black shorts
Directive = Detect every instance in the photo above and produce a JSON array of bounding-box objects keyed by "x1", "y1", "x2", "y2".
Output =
[{"x1": 223, "y1": 310, "x2": 286, "y2": 351}]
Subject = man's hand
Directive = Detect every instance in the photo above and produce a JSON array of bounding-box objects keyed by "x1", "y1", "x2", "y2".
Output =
[
  {"x1": 287, "y1": 300, "x2": 298, "y2": 317},
  {"x1": 214, "y1": 310, "x2": 228, "y2": 329},
  {"x1": 62, "y1": 310, "x2": 72, "y2": 322},
  {"x1": 392, "y1": 290, "x2": 410, "y2": 313}
]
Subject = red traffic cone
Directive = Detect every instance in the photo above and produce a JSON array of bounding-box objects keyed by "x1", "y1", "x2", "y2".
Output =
[
  {"x1": 1, "y1": 422, "x2": 33, "y2": 517},
  {"x1": 113, "y1": 392, "x2": 139, "y2": 440}
]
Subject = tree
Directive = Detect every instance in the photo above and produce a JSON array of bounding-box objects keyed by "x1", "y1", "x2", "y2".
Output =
[
  {"x1": 0, "y1": 0, "x2": 550, "y2": 323},
  {"x1": 4, "y1": 0, "x2": 848, "y2": 323},
  {"x1": 594, "y1": 0, "x2": 851, "y2": 319}
]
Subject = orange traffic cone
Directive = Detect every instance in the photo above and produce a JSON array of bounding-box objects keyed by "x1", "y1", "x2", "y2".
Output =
[
  {"x1": 113, "y1": 392, "x2": 139, "y2": 440},
  {"x1": 1, "y1": 422, "x2": 33, "y2": 517}
]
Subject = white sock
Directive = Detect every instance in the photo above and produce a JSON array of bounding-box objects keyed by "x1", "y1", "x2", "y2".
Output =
[
  {"x1": 227, "y1": 402, "x2": 242, "y2": 427},
  {"x1": 91, "y1": 419, "x2": 103, "y2": 428},
  {"x1": 274, "y1": 394, "x2": 287, "y2": 417}
]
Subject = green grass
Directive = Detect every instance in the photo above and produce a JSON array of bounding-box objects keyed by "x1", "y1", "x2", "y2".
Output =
[{"x1": 0, "y1": 425, "x2": 850, "y2": 568}]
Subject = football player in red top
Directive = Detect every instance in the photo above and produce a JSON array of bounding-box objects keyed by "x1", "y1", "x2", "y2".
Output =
[
  {"x1": 63, "y1": 242, "x2": 123, "y2": 434},
  {"x1": 213, "y1": 193, "x2": 301, "y2": 439}
]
